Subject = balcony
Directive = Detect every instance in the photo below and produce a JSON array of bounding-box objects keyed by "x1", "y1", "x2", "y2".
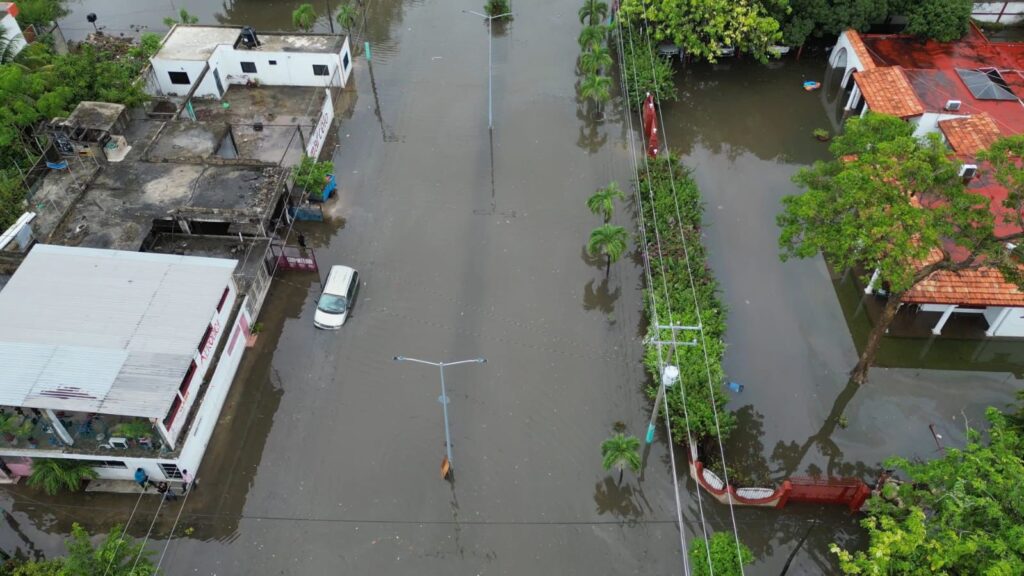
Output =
[{"x1": 0, "y1": 408, "x2": 173, "y2": 458}]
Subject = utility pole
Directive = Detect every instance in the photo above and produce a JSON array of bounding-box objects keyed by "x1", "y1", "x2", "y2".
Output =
[
  {"x1": 644, "y1": 323, "x2": 700, "y2": 444},
  {"x1": 462, "y1": 10, "x2": 512, "y2": 130},
  {"x1": 393, "y1": 356, "x2": 486, "y2": 478}
]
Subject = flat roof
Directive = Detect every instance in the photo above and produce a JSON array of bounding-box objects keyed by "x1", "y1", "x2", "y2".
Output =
[
  {"x1": 155, "y1": 25, "x2": 241, "y2": 60},
  {"x1": 0, "y1": 245, "x2": 237, "y2": 417},
  {"x1": 63, "y1": 101, "x2": 127, "y2": 132},
  {"x1": 254, "y1": 33, "x2": 345, "y2": 54}
]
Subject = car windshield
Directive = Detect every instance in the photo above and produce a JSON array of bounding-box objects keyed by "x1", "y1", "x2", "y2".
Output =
[{"x1": 318, "y1": 294, "x2": 347, "y2": 314}]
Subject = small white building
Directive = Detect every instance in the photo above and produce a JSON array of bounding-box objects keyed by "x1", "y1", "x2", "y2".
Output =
[
  {"x1": 148, "y1": 24, "x2": 353, "y2": 99},
  {"x1": 0, "y1": 245, "x2": 256, "y2": 483},
  {"x1": 0, "y1": 2, "x2": 27, "y2": 58}
]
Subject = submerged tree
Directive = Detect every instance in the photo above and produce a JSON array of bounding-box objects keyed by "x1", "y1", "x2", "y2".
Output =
[
  {"x1": 292, "y1": 3, "x2": 319, "y2": 32},
  {"x1": 578, "y1": 24, "x2": 608, "y2": 50},
  {"x1": 587, "y1": 223, "x2": 628, "y2": 277},
  {"x1": 2, "y1": 523, "x2": 155, "y2": 575},
  {"x1": 600, "y1": 433, "x2": 641, "y2": 484},
  {"x1": 163, "y1": 7, "x2": 199, "y2": 28},
  {"x1": 579, "y1": 45, "x2": 613, "y2": 76},
  {"x1": 778, "y1": 112, "x2": 1023, "y2": 385},
  {"x1": 336, "y1": 3, "x2": 359, "y2": 36},
  {"x1": 587, "y1": 181, "x2": 625, "y2": 223},
  {"x1": 832, "y1": 407, "x2": 1024, "y2": 574},
  {"x1": 689, "y1": 532, "x2": 754, "y2": 576},
  {"x1": 579, "y1": 73, "x2": 611, "y2": 107},
  {"x1": 578, "y1": 0, "x2": 609, "y2": 26}
]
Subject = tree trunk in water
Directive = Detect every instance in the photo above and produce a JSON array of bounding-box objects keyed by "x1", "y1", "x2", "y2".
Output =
[
  {"x1": 618, "y1": 467, "x2": 624, "y2": 486},
  {"x1": 850, "y1": 293, "x2": 902, "y2": 385},
  {"x1": 605, "y1": 256, "x2": 611, "y2": 279},
  {"x1": 796, "y1": 44, "x2": 804, "y2": 61}
]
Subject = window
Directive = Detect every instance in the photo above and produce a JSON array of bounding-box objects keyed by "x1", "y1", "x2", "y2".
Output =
[
  {"x1": 217, "y1": 287, "x2": 230, "y2": 311},
  {"x1": 343, "y1": 53, "x2": 350, "y2": 71},
  {"x1": 93, "y1": 460, "x2": 128, "y2": 469},
  {"x1": 160, "y1": 463, "x2": 183, "y2": 479},
  {"x1": 198, "y1": 324, "x2": 213, "y2": 352},
  {"x1": 313, "y1": 64, "x2": 329, "y2": 76},
  {"x1": 241, "y1": 61, "x2": 257, "y2": 73},
  {"x1": 180, "y1": 360, "x2": 198, "y2": 395},
  {"x1": 168, "y1": 71, "x2": 191, "y2": 85},
  {"x1": 163, "y1": 396, "x2": 183, "y2": 429},
  {"x1": 269, "y1": 60, "x2": 277, "y2": 65}
]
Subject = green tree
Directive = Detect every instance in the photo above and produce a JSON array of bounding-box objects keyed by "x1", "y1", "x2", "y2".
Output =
[
  {"x1": 620, "y1": 30, "x2": 677, "y2": 108},
  {"x1": 14, "y1": 0, "x2": 69, "y2": 29},
  {"x1": 336, "y1": 3, "x2": 359, "y2": 36},
  {"x1": 832, "y1": 408, "x2": 1024, "y2": 574},
  {"x1": 587, "y1": 223, "x2": 628, "y2": 277},
  {"x1": 778, "y1": 113, "x2": 1020, "y2": 385},
  {"x1": 579, "y1": 73, "x2": 612, "y2": 107},
  {"x1": 899, "y1": 0, "x2": 972, "y2": 42},
  {"x1": 587, "y1": 181, "x2": 625, "y2": 223},
  {"x1": 600, "y1": 433, "x2": 641, "y2": 484},
  {"x1": 292, "y1": 3, "x2": 319, "y2": 32},
  {"x1": 578, "y1": 0, "x2": 609, "y2": 26},
  {"x1": 26, "y1": 459, "x2": 97, "y2": 495},
  {"x1": 577, "y1": 24, "x2": 608, "y2": 50},
  {"x1": 162, "y1": 7, "x2": 199, "y2": 28},
  {"x1": 689, "y1": 532, "x2": 754, "y2": 576},
  {"x1": 773, "y1": 0, "x2": 888, "y2": 46},
  {"x1": 620, "y1": 0, "x2": 783, "y2": 64},
  {"x1": 484, "y1": 0, "x2": 511, "y2": 18},
  {"x1": 579, "y1": 45, "x2": 612, "y2": 76},
  {"x1": 2, "y1": 523, "x2": 156, "y2": 575},
  {"x1": 978, "y1": 135, "x2": 1024, "y2": 235}
]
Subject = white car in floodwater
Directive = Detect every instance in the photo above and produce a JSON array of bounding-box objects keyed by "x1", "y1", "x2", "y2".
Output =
[{"x1": 314, "y1": 265, "x2": 359, "y2": 329}]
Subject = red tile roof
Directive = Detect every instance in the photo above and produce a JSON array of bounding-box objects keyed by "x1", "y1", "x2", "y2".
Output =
[
  {"x1": 939, "y1": 113, "x2": 1002, "y2": 156},
  {"x1": 845, "y1": 30, "x2": 877, "y2": 72},
  {"x1": 904, "y1": 267, "x2": 1024, "y2": 307},
  {"x1": 853, "y1": 67, "x2": 925, "y2": 118}
]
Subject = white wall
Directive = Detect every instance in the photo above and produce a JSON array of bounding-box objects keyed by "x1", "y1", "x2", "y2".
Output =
[
  {"x1": 0, "y1": 14, "x2": 26, "y2": 57},
  {"x1": 911, "y1": 112, "x2": 967, "y2": 139},
  {"x1": 176, "y1": 296, "x2": 253, "y2": 477},
  {"x1": 150, "y1": 58, "x2": 208, "y2": 97},
  {"x1": 161, "y1": 278, "x2": 238, "y2": 446},
  {"x1": 985, "y1": 306, "x2": 1024, "y2": 336},
  {"x1": 306, "y1": 89, "x2": 334, "y2": 159},
  {"x1": 0, "y1": 448, "x2": 184, "y2": 482},
  {"x1": 216, "y1": 46, "x2": 343, "y2": 89}
]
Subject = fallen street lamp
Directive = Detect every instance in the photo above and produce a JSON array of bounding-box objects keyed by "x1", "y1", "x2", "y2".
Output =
[
  {"x1": 645, "y1": 365, "x2": 679, "y2": 444},
  {"x1": 393, "y1": 355, "x2": 486, "y2": 479},
  {"x1": 461, "y1": 9, "x2": 513, "y2": 130}
]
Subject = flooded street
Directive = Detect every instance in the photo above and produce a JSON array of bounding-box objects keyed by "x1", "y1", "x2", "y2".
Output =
[{"x1": 2, "y1": 1, "x2": 1021, "y2": 575}]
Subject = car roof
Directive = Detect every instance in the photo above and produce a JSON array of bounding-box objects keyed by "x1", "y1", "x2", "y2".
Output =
[{"x1": 324, "y1": 265, "x2": 356, "y2": 295}]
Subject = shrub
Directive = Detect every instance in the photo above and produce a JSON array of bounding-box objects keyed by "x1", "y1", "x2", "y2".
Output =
[{"x1": 620, "y1": 28, "x2": 677, "y2": 109}]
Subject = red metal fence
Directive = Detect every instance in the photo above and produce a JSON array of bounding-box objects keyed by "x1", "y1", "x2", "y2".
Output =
[{"x1": 778, "y1": 477, "x2": 871, "y2": 512}]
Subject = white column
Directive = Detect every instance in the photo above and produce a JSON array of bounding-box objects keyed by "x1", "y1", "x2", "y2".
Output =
[
  {"x1": 845, "y1": 84, "x2": 861, "y2": 111},
  {"x1": 864, "y1": 268, "x2": 881, "y2": 294},
  {"x1": 932, "y1": 304, "x2": 957, "y2": 335},
  {"x1": 45, "y1": 409, "x2": 73, "y2": 446},
  {"x1": 984, "y1": 306, "x2": 1013, "y2": 337}
]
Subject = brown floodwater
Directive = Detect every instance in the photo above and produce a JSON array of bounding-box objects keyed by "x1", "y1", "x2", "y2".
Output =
[{"x1": 3, "y1": 1, "x2": 1021, "y2": 574}]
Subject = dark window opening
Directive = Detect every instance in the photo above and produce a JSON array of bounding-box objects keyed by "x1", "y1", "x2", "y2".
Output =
[
  {"x1": 269, "y1": 60, "x2": 277, "y2": 65},
  {"x1": 241, "y1": 61, "x2": 257, "y2": 73},
  {"x1": 343, "y1": 53, "x2": 350, "y2": 71},
  {"x1": 180, "y1": 360, "x2": 198, "y2": 395},
  {"x1": 217, "y1": 287, "x2": 230, "y2": 311},
  {"x1": 94, "y1": 460, "x2": 128, "y2": 469},
  {"x1": 160, "y1": 463, "x2": 182, "y2": 479},
  {"x1": 163, "y1": 396, "x2": 183, "y2": 429},
  {"x1": 187, "y1": 220, "x2": 231, "y2": 235},
  {"x1": 312, "y1": 64, "x2": 329, "y2": 76},
  {"x1": 168, "y1": 71, "x2": 191, "y2": 85}
]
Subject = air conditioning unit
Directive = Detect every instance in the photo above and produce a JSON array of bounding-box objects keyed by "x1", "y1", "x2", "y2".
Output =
[
  {"x1": 944, "y1": 100, "x2": 962, "y2": 111},
  {"x1": 960, "y1": 164, "x2": 978, "y2": 180}
]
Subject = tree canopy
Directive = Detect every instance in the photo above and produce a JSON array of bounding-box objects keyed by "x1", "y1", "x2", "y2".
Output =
[
  {"x1": 831, "y1": 407, "x2": 1024, "y2": 574},
  {"x1": 619, "y1": 0, "x2": 784, "y2": 64},
  {"x1": 689, "y1": 532, "x2": 754, "y2": 576},
  {"x1": 778, "y1": 112, "x2": 1019, "y2": 383},
  {"x1": 1, "y1": 523, "x2": 155, "y2": 576},
  {"x1": 900, "y1": 0, "x2": 973, "y2": 43}
]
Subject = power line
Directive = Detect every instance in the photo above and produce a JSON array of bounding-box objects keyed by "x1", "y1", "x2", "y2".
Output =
[
  {"x1": 130, "y1": 491, "x2": 168, "y2": 572},
  {"x1": 152, "y1": 485, "x2": 195, "y2": 574},
  {"x1": 630, "y1": 16, "x2": 747, "y2": 574},
  {"x1": 100, "y1": 490, "x2": 146, "y2": 576}
]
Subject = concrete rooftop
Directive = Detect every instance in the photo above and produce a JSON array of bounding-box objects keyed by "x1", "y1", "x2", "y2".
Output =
[
  {"x1": 154, "y1": 25, "x2": 345, "y2": 61},
  {"x1": 62, "y1": 101, "x2": 127, "y2": 133},
  {"x1": 251, "y1": 33, "x2": 346, "y2": 54}
]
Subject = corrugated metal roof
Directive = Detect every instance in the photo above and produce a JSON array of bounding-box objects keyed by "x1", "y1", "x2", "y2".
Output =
[{"x1": 0, "y1": 245, "x2": 236, "y2": 417}]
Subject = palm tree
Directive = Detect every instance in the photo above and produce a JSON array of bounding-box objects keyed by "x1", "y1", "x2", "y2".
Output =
[
  {"x1": 27, "y1": 459, "x2": 98, "y2": 495},
  {"x1": 292, "y1": 3, "x2": 319, "y2": 32},
  {"x1": 578, "y1": 24, "x2": 607, "y2": 50},
  {"x1": 579, "y1": 73, "x2": 612, "y2": 107},
  {"x1": 336, "y1": 3, "x2": 359, "y2": 36},
  {"x1": 601, "y1": 433, "x2": 641, "y2": 484},
  {"x1": 579, "y1": 45, "x2": 612, "y2": 76},
  {"x1": 587, "y1": 181, "x2": 625, "y2": 223},
  {"x1": 578, "y1": 0, "x2": 609, "y2": 26},
  {"x1": 587, "y1": 223, "x2": 628, "y2": 277}
]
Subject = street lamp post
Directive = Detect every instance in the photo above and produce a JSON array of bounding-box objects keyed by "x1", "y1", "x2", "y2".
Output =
[
  {"x1": 393, "y1": 355, "x2": 486, "y2": 477},
  {"x1": 462, "y1": 10, "x2": 512, "y2": 130}
]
